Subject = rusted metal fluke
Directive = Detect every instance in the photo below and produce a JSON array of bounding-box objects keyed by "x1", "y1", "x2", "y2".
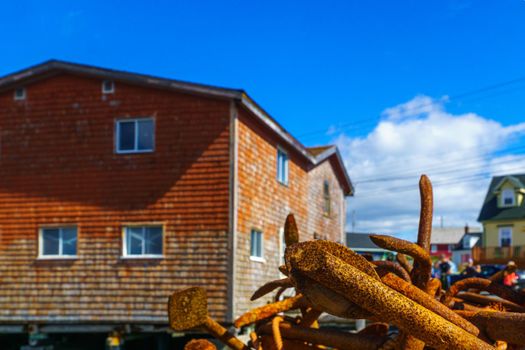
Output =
[
  {"x1": 168, "y1": 287, "x2": 249, "y2": 350},
  {"x1": 284, "y1": 213, "x2": 299, "y2": 246},
  {"x1": 286, "y1": 242, "x2": 493, "y2": 350}
]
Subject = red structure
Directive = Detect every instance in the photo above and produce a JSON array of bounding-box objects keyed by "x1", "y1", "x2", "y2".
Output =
[{"x1": 0, "y1": 61, "x2": 353, "y2": 343}]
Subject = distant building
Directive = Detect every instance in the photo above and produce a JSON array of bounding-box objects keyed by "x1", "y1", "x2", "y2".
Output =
[
  {"x1": 430, "y1": 226, "x2": 481, "y2": 267},
  {"x1": 346, "y1": 232, "x2": 393, "y2": 260},
  {"x1": 0, "y1": 61, "x2": 354, "y2": 346},
  {"x1": 476, "y1": 174, "x2": 525, "y2": 267}
]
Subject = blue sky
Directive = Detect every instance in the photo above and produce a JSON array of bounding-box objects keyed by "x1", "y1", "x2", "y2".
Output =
[{"x1": 2, "y1": 1, "x2": 525, "y2": 237}]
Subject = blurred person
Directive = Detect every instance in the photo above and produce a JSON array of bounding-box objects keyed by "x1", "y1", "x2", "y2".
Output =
[
  {"x1": 463, "y1": 258, "x2": 478, "y2": 277},
  {"x1": 448, "y1": 258, "x2": 458, "y2": 274},
  {"x1": 432, "y1": 260, "x2": 441, "y2": 279},
  {"x1": 438, "y1": 255, "x2": 452, "y2": 289},
  {"x1": 503, "y1": 261, "x2": 518, "y2": 287}
]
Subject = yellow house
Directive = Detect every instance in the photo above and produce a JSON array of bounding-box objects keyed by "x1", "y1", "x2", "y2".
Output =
[{"x1": 475, "y1": 174, "x2": 525, "y2": 266}]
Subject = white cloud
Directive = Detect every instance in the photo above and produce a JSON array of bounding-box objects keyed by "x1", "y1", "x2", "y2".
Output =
[{"x1": 335, "y1": 95, "x2": 525, "y2": 241}]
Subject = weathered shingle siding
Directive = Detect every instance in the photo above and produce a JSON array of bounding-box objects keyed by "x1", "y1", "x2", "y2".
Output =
[
  {"x1": 0, "y1": 74, "x2": 231, "y2": 323},
  {"x1": 234, "y1": 107, "x2": 345, "y2": 317},
  {"x1": 306, "y1": 158, "x2": 345, "y2": 243}
]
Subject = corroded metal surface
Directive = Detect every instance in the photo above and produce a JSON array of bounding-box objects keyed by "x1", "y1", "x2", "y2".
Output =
[
  {"x1": 455, "y1": 310, "x2": 525, "y2": 345},
  {"x1": 373, "y1": 260, "x2": 412, "y2": 282},
  {"x1": 169, "y1": 177, "x2": 525, "y2": 349},
  {"x1": 442, "y1": 277, "x2": 525, "y2": 307},
  {"x1": 396, "y1": 253, "x2": 413, "y2": 274},
  {"x1": 286, "y1": 243, "x2": 492, "y2": 350},
  {"x1": 184, "y1": 339, "x2": 217, "y2": 350},
  {"x1": 234, "y1": 294, "x2": 308, "y2": 328},
  {"x1": 369, "y1": 235, "x2": 432, "y2": 291},
  {"x1": 168, "y1": 287, "x2": 249, "y2": 350},
  {"x1": 258, "y1": 321, "x2": 387, "y2": 350},
  {"x1": 381, "y1": 273, "x2": 479, "y2": 335}
]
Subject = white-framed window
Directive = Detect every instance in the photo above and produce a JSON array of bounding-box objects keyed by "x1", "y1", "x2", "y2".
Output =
[
  {"x1": 502, "y1": 189, "x2": 515, "y2": 206},
  {"x1": 102, "y1": 80, "x2": 115, "y2": 94},
  {"x1": 430, "y1": 245, "x2": 437, "y2": 253},
  {"x1": 115, "y1": 118, "x2": 154, "y2": 154},
  {"x1": 39, "y1": 226, "x2": 77, "y2": 258},
  {"x1": 14, "y1": 87, "x2": 26, "y2": 101},
  {"x1": 250, "y1": 229, "x2": 264, "y2": 261},
  {"x1": 122, "y1": 225, "x2": 163, "y2": 257},
  {"x1": 323, "y1": 180, "x2": 331, "y2": 215},
  {"x1": 277, "y1": 148, "x2": 288, "y2": 185},
  {"x1": 498, "y1": 226, "x2": 512, "y2": 247}
]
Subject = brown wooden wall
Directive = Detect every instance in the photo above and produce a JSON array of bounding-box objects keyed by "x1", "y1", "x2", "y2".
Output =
[
  {"x1": 233, "y1": 107, "x2": 345, "y2": 317},
  {"x1": 0, "y1": 74, "x2": 231, "y2": 324}
]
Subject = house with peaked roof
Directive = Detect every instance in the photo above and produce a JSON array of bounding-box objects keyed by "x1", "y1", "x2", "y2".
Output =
[
  {"x1": 430, "y1": 226, "x2": 481, "y2": 267},
  {"x1": 345, "y1": 232, "x2": 393, "y2": 261},
  {"x1": 475, "y1": 174, "x2": 525, "y2": 267},
  {"x1": 0, "y1": 60, "x2": 353, "y2": 347}
]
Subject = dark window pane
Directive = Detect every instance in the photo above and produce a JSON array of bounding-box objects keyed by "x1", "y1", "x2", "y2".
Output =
[
  {"x1": 145, "y1": 227, "x2": 162, "y2": 255},
  {"x1": 62, "y1": 228, "x2": 77, "y2": 255},
  {"x1": 138, "y1": 120, "x2": 154, "y2": 150},
  {"x1": 128, "y1": 227, "x2": 144, "y2": 255},
  {"x1": 118, "y1": 121, "x2": 135, "y2": 151},
  {"x1": 43, "y1": 229, "x2": 59, "y2": 255}
]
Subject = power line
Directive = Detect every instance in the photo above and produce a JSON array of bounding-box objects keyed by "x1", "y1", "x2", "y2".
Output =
[
  {"x1": 355, "y1": 164, "x2": 525, "y2": 199},
  {"x1": 354, "y1": 147, "x2": 525, "y2": 185},
  {"x1": 298, "y1": 74, "x2": 525, "y2": 140}
]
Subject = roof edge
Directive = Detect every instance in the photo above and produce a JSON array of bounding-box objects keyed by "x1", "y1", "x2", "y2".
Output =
[{"x1": 0, "y1": 59, "x2": 244, "y2": 100}]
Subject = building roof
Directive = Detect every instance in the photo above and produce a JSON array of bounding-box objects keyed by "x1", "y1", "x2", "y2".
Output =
[
  {"x1": 478, "y1": 174, "x2": 525, "y2": 222},
  {"x1": 346, "y1": 232, "x2": 387, "y2": 251},
  {"x1": 0, "y1": 60, "x2": 354, "y2": 195},
  {"x1": 430, "y1": 226, "x2": 482, "y2": 245},
  {"x1": 307, "y1": 146, "x2": 334, "y2": 156}
]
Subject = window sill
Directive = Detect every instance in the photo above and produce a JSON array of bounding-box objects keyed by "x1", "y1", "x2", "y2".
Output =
[
  {"x1": 277, "y1": 180, "x2": 289, "y2": 187},
  {"x1": 250, "y1": 256, "x2": 266, "y2": 263},
  {"x1": 116, "y1": 149, "x2": 154, "y2": 155},
  {"x1": 120, "y1": 255, "x2": 164, "y2": 260},
  {"x1": 37, "y1": 255, "x2": 78, "y2": 260}
]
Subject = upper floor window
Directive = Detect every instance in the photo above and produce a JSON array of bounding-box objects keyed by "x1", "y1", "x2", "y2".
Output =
[
  {"x1": 102, "y1": 80, "x2": 115, "y2": 94},
  {"x1": 123, "y1": 225, "x2": 163, "y2": 257},
  {"x1": 323, "y1": 180, "x2": 331, "y2": 215},
  {"x1": 430, "y1": 245, "x2": 437, "y2": 253},
  {"x1": 39, "y1": 226, "x2": 77, "y2": 258},
  {"x1": 498, "y1": 226, "x2": 512, "y2": 247},
  {"x1": 116, "y1": 118, "x2": 154, "y2": 153},
  {"x1": 14, "y1": 87, "x2": 26, "y2": 101},
  {"x1": 250, "y1": 229, "x2": 264, "y2": 261},
  {"x1": 277, "y1": 148, "x2": 288, "y2": 185},
  {"x1": 502, "y1": 189, "x2": 515, "y2": 206}
]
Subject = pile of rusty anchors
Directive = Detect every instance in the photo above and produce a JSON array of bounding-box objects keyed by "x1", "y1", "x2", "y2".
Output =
[{"x1": 168, "y1": 175, "x2": 525, "y2": 349}]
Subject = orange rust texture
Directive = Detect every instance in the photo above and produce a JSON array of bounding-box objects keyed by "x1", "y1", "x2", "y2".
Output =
[
  {"x1": 184, "y1": 339, "x2": 217, "y2": 350},
  {"x1": 455, "y1": 310, "x2": 525, "y2": 345},
  {"x1": 416, "y1": 175, "x2": 433, "y2": 253},
  {"x1": 0, "y1": 74, "x2": 231, "y2": 323},
  {"x1": 235, "y1": 108, "x2": 346, "y2": 316},
  {"x1": 250, "y1": 277, "x2": 293, "y2": 301},
  {"x1": 287, "y1": 244, "x2": 493, "y2": 350},
  {"x1": 357, "y1": 322, "x2": 389, "y2": 337},
  {"x1": 369, "y1": 235, "x2": 431, "y2": 291},
  {"x1": 443, "y1": 277, "x2": 525, "y2": 306},
  {"x1": 234, "y1": 294, "x2": 307, "y2": 328},
  {"x1": 380, "y1": 273, "x2": 479, "y2": 335},
  {"x1": 455, "y1": 292, "x2": 525, "y2": 312},
  {"x1": 258, "y1": 321, "x2": 387, "y2": 350},
  {"x1": 373, "y1": 260, "x2": 411, "y2": 282},
  {"x1": 396, "y1": 253, "x2": 413, "y2": 274}
]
